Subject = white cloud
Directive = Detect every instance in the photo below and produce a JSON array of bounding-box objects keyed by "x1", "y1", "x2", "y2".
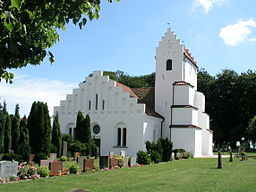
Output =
[
  {"x1": 219, "y1": 18, "x2": 256, "y2": 46},
  {"x1": 192, "y1": 0, "x2": 226, "y2": 13},
  {"x1": 0, "y1": 75, "x2": 77, "y2": 116}
]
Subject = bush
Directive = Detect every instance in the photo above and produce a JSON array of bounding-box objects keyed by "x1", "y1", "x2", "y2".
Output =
[
  {"x1": 157, "y1": 138, "x2": 173, "y2": 162},
  {"x1": 33, "y1": 152, "x2": 48, "y2": 163},
  {"x1": 69, "y1": 140, "x2": 87, "y2": 154},
  {"x1": 137, "y1": 151, "x2": 151, "y2": 165},
  {"x1": 18, "y1": 162, "x2": 40, "y2": 180},
  {"x1": 59, "y1": 156, "x2": 68, "y2": 161},
  {"x1": 37, "y1": 166, "x2": 50, "y2": 177},
  {"x1": 69, "y1": 162, "x2": 79, "y2": 174},
  {"x1": 151, "y1": 151, "x2": 162, "y2": 163},
  {"x1": 181, "y1": 152, "x2": 191, "y2": 159},
  {"x1": 2, "y1": 153, "x2": 22, "y2": 161}
]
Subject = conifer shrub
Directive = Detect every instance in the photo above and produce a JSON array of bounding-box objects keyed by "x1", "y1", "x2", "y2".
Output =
[
  {"x1": 136, "y1": 150, "x2": 151, "y2": 165},
  {"x1": 34, "y1": 152, "x2": 48, "y2": 163},
  {"x1": 150, "y1": 151, "x2": 162, "y2": 163},
  {"x1": 2, "y1": 153, "x2": 22, "y2": 161}
]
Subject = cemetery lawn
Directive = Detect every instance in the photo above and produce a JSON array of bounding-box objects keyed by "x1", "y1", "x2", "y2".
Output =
[{"x1": 1, "y1": 157, "x2": 256, "y2": 192}]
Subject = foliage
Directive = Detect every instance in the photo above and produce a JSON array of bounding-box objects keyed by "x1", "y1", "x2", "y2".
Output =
[
  {"x1": 157, "y1": 138, "x2": 173, "y2": 162},
  {"x1": 8, "y1": 175, "x2": 17, "y2": 181},
  {"x1": 247, "y1": 115, "x2": 256, "y2": 145},
  {"x1": 2, "y1": 153, "x2": 22, "y2": 161},
  {"x1": 18, "y1": 116, "x2": 30, "y2": 161},
  {"x1": 52, "y1": 113, "x2": 62, "y2": 157},
  {"x1": 59, "y1": 156, "x2": 68, "y2": 162},
  {"x1": 34, "y1": 152, "x2": 48, "y2": 164},
  {"x1": 136, "y1": 150, "x2": 151, "y2": 165},
  {"x1": 4, "y1": 111, "x2": 12, "y2": 153},
  {"x1": 28, "y1": 102, "x2": 51, "y2": 155},
  {"x1": 37, "y1": 166, "x2": 50, "y2": 178},
  {"x1": 75, "y1": 111, "x2": 84, "y2": 142},
  {"x1": 69, "y1": 140, "x2": 87, "y2": 154},
  {"x1": 17, "y1": 162, "x2": 40, "y2": 180},
  {"x1": 69, "y1": 162, "x2": 79, "y2": 174},
  {"x1": 150, "y1": 151, "x2": 162, "y2": 163},
  {"x1": 103, "y1": 71, "x2": 155, "y2": 88},
  {"x1": 0, "y1": 0, "x2": 119, "y2": 82},
  {"x1": 0, "y1": 103, "x2": 6, "y2": 153}
]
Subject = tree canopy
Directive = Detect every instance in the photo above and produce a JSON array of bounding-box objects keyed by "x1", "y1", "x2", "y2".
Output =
[{"x1": 0, "y1": 0, "x2": 119, "y2": 83}]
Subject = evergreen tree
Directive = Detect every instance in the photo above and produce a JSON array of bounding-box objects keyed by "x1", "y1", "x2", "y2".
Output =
[
  {"x1": 28, "y1": 101, "x2": 51, "y2": 155},
  {"x1": 75, "y1": 111, "x2": 84, "y2": 142},
  {"x1": 0, "y1": 103, "x2": 6, "y2": 153},
  {"x1": 4, "y1": 112, "x2": 12, "y2": 153},
  {"x1": 52, "y1": 113, "x2": 62, "y2": 157},
  {"x1": 27, "y1": 101, "x2": 38, "y2": 153},
  {"x1": 84, "y1": 114, "x2": 92, "y2": 144},
  {"x1": 11, "y1": 104, "x2": 20, "y2": 154},
  {"x1": 19, "y1": 116, "x2": 30, "y2": 161}
]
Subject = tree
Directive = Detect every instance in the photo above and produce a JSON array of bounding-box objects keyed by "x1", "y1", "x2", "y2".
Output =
[
  {"x1": 18, "y1": 116, "x2": 30, "y2": 161},
  {"x1": 52, "y1": 113, "x2": 62, "y2": 157},
  {"x1": 75, "y1": 111, "x2": 84, "y2": 142},
  {"x1": 248, "y1": 116, "x2": 256, "y2": 145},
  {"x1": 27, "y1": 101, "x2": 51, "y2": 155},
  {"x1": 11, "y1": 104, "x2": 20, "y2": 153},
  {"x1": 0, "y1": 103, "x2": 6, "y2": 153},
  {"x1": 84, "y1": 114, "x2": 91, "y2": 144},
  {"x1": 0, "y1": 0, "x2": 119, "y2": 83},
  {"x1": 4, "y1": 111, "x2": 12, "y2": 153}
]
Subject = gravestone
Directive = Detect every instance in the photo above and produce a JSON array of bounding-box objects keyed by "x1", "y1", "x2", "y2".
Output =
[
  {"x1": 120, "y1": 150, "x2": 125, "y2": 157},
  {"x1": 123, "y1": 157, "x2": 129, "y2": 168},
  {"x1": 129, "y1": 156, "x2": 137, "y2": 167},
  {"x1": 40, "y1": 160, "x2": 53, "y2": 168},
  {"x1": 84, "y1": 159, "x2": 95, "y2": 171},
  {"x1": 49, "y1": 161, "x2": 63, "y2": 175},
  {"x1": 77, "y1": 156, "x2": 87, "y2": 172},
  {"x1": 29, "y1": 154, "x2": 35, "y2": 162},
  {"x1": 49, "y1": 153, "x2": 57, "y2": 160},
  {"x1": 0, "y1": 161, "x2": 18, "y2": 179},
  {"x1": 73, "y1": 152, "x2": 81, "y2": 160},
  {"x1": 109, "y1": 157, "x2": 118, "y2": 168},
  {"x1": 62, "y1": 141, "x2": 68, "y2": 156},
  {"x1": 99, "y1": 156, "x2": 109, "y2": 169},
  {"x1": 109, "y1": 151, "x2": 114, "y2": 157}
]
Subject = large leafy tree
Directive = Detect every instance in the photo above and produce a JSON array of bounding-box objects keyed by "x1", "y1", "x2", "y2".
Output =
[{"x1": 0, "y1": 0, "x2": 119, "y2": 82}]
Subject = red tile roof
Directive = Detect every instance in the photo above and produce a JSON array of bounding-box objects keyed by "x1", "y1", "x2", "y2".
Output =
[{"x1": 115, "y1": 82, "x2": 139, "y2": 98}]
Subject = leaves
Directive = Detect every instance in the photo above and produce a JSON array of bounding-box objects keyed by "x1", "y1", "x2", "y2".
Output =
[{"x1": 10, "y1": 0, "x2": 21, "y2": 10}]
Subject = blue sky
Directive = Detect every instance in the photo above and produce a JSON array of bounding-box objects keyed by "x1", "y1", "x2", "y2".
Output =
[{"x1": 1, "y1": 0, "x2": 256, "y2": 116}]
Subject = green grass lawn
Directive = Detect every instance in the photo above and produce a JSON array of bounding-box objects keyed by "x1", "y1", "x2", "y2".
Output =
[{"x1": 1, "y1": 157, "x2": 256, "y2": 192}]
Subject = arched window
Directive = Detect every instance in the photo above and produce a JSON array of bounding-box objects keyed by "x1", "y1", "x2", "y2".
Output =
[
  {"x1": 95, "y1": 94, "x2": 98, "y2": 110},
  {"x1": 102, "y1": 100, "x2": 105, "y2": 110},
  {"x1": 166, "y1": 59, "x2": 172, "y2": 71},
  {"x1": 89, "y1": 100, "x2": 91, "y2": 110},
  {"x1": 117, "y1": 128, "x2": 121, "y2": 146},
  {"x1": 69, "y1": 127, "x2": 72, "y2": 136},
  {"x1": 122, "y1": 128, "x2": 127, "y2": 146}
]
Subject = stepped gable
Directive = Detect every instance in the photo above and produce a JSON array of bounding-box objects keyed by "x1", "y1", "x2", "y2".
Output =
[
  {"x1": 131, "y1": 87, "x2": 164, "y2": 119},
  {"x1": 183, "y1": 48, "x2": 198, "y2": 68}
]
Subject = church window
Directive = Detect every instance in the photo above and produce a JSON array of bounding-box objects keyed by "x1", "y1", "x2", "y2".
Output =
[
  {"x1": 69, "y1": 127, "x2": 72, "y2": 136},
  {"x1": 122, "y1": 128, "x2": 127, "y2": 146},
  {"x1": 117, "y1": 128, "x2": 121, "y2": 146},
  {"x1": 89, "y1": 100, "x2": 91, "y2": 110},
  {"x1": 166, "y1": 59, "x2": 172, "y2": 70},
  {"x1": 96, "y1": 94, "x2": 98, "y2": 110},
  {"x1": 102, "y1": 100, "x2": 105, "y2": 110}
]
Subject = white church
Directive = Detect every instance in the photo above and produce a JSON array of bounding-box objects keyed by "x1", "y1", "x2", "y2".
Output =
[{"x1": 54, "y1": 29, "x2": 213, "y2": 157}]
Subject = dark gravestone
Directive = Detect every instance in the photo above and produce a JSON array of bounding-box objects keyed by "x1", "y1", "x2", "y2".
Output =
[
  {"x1": 49, "y1": 153, "x2": 57, "y2": 160},
  {"x1": 40, "y1": 160, "x2": 53, "y2": 168},
  {"x1": 129, "y1": 156, "x2": 137, "y2": 167},
  {"x1": 29, "y1": 154, "x2": 35, "y2": 162},
  {"x1": 0, "y1": 161, "x2": 18, "y2": 179},
  {"x1": 77, "y1": 156, "x2": 87, "y2": 172},
  {"x1": 84, "y1": 159, "x2": 95, "y2": 171},
  {"x1": 62, "y1": 141, "x2": 68, "y2": 156},
  {"x1": 49, "y1": 161, "x2": 63, "y2": 175},
  {"x1": 99, "y1": 156, "x2": 109, "y2": 169},
  {"x1": 109, "y1": 157, "x2": 118, "y2": 168}
]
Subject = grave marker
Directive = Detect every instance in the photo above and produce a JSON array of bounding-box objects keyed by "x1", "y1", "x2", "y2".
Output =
[
  {"x1": 77, "y1": 156, "x2": 87, "y2": 172},
  {"x1": 62, "y1": 141, "x2": 68, "y2": 156},
  {"x1": 49, "y1": 161, "x2": 63, "y2": 175},
  {"x1": 84, "y1": 159, "x2": 95, "y2": 171},
  {"x1": 99, "y1": 156, "x2": 109, "y2": 169},
  {"x1": 0, "y1": 161, "x2": 18, "y2": 179}
]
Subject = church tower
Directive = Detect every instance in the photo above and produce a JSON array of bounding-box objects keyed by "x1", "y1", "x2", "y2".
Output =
[{"x1": 155, "y1": 28, "x2": 213, "y2": 157}]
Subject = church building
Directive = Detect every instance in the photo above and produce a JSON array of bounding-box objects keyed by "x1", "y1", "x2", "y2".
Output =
[{"x1": 54, "y1": 29, "x2": 213, "y2": 157}]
